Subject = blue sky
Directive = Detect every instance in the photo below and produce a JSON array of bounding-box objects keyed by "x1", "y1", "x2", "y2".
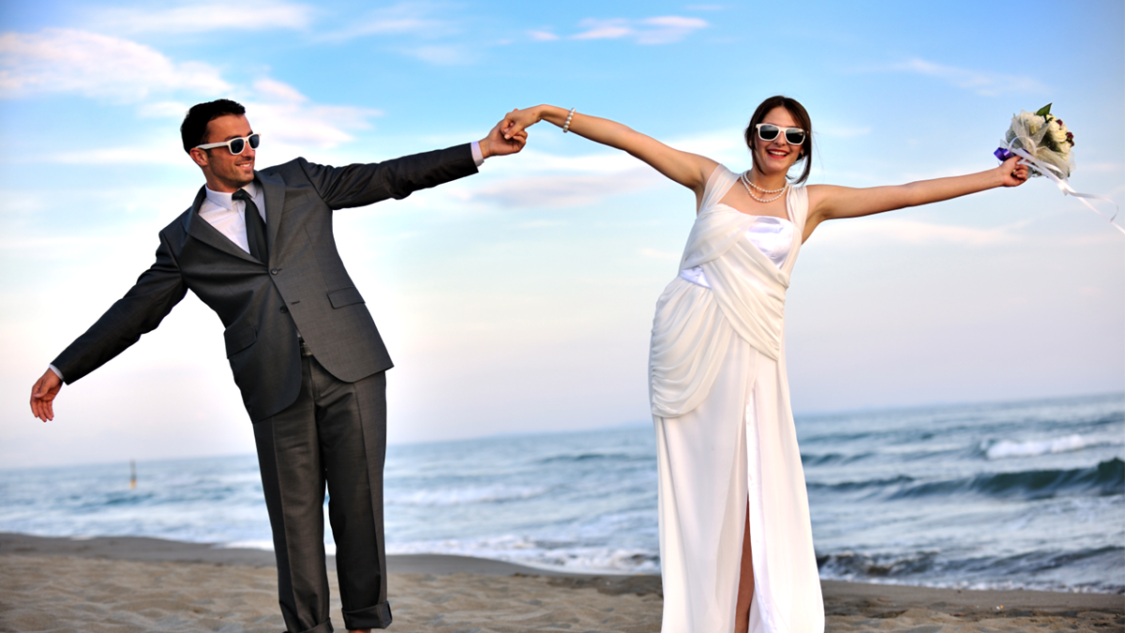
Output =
[{"x1": 2, "y1": 0, "x2": 1122, "y2": 469}]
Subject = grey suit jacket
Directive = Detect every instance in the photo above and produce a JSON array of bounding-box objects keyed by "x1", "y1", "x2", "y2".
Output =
[{"x1": 53, "y1": 144, "x2": 478, "y2": 421}]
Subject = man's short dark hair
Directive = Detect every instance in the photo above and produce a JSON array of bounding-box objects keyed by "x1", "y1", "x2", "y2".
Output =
[{"x1": 181, "y1": 99, "x2": 247, "y2": 153}]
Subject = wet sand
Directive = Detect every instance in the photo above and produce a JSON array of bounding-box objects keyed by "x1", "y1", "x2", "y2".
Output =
[{"x1": 1, "y1": 533, "x2": 1120, "y2": 632}]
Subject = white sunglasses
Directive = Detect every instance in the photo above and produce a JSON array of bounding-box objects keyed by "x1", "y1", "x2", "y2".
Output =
[
  {"x1": 195, "y1": 133, "x2": 261, "y2": 155},
  {"x1": 755, "y1": 124, "x2": 806, "y2": 146}
]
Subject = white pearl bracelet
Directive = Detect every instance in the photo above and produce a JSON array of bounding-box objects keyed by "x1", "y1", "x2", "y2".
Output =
[{"x1": 562, "y1": 108, "x2": 575, "y2": 133}]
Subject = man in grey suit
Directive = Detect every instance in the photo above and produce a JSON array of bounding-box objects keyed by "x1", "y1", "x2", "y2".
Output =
[{"x1": 29, "y1": 99, "x2": 527, "y2": 633}]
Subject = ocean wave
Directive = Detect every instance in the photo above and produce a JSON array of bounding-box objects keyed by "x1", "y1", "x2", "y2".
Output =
[
  {"x1": 889, "y1": 458, "x2": 1124, "y2": 500},
  {"x1": 982, "y1": 434, "x2": 1115, "y2": 460},
  {"x1": 808, "y1": 458, "x2": 1124, "y2": 501},
  {"x1": 385, "y1": 484, "x2": 550, "y2": 507},
  {"x1": 221, "y1": 539, "x2": 274, "y2": 551},
  {"x1": 806, "y1": 475, "x2": 915, "y2": 493},
  {"x1": 801, "y1": 452, "x2": 875, "y2": 466},
  {"x1": 817, "y1": 550, "x2": 939, "y2": 578},
  {"x1": 387, "y1": 535, "x2": 660, "y2": 574},
  {"x1": 817, "y1": 546, "x2": 1125, "y2": 593},
  {"x1": 536, "y1": 452, "x2": 644, "y2": 465}
]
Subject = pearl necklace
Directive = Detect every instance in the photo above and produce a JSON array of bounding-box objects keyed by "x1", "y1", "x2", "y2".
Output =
[{"x1": 740, "y1": 170, "x2": 788, "y2": 203}]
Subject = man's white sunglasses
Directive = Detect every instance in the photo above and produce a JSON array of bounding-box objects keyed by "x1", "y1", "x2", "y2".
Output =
[
  {"x1": 195, "y1": 133, "x2": 261, "y2": 155},
  {"x1": 755, "y1": 124, "x2": 806, "y2": 146}
]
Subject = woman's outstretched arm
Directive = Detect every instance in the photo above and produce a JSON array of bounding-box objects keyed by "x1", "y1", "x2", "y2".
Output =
[
  {"x1": 503, "y1": 105, "x2": 716, "y2": 198},
  {"x1": 804, "y1": 157, "x2": 1029, "y2": 241}
]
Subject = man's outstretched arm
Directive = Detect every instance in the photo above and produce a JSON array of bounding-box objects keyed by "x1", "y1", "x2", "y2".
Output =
[
  {"x1": 31, "y1": 233, "x2": 188, "y2": 422},
  {"x1": 299, "y1": 113, "x2": 529, "y2": 210}
]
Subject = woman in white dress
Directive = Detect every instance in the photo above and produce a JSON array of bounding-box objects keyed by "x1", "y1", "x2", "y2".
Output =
[{"x1": 502, "y1": 97, "x2": 1028, "y2": 633}]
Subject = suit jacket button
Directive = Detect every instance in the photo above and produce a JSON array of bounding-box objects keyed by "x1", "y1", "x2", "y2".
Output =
[
  {"x1": 270, "y1": 268, "x2": 280, "y2": 275},
  {"x1": 279, "y1": 307, "x2": 288, "y2": 314}
]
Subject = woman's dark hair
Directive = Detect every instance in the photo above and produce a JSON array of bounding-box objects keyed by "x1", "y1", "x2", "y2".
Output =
[
  {"x1": 744, "y1": 95, "x2": 813, "y2": 185},
  {"x1": 181, "y1": 99, "x2": 247, "y2": 153}
]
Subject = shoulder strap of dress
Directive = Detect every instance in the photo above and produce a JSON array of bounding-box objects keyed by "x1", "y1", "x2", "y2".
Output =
[
  {"x1": 699, "y1": 164, "x2": 739, "y2": 211},
  {"x1": 787, "y1": 184, "x2": 810, "y2": 233}
]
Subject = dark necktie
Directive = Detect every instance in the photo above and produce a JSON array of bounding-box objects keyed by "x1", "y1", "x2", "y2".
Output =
[{"x1": 233, "y1": 189, "x2": 268, "y2": 262}]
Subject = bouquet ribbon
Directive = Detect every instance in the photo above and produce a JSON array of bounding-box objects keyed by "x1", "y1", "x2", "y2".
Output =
[{"x1": 995, "y1": 142, "x2": 1124, "y2": 236}]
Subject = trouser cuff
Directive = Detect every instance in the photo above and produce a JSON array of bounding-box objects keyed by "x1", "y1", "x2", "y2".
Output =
[
  {"x1": 294, "y1": 619, "x2": 333, "y2": 633},
  {"x1": 343, "y1": 602, "x2": 393, "y2": 630}
]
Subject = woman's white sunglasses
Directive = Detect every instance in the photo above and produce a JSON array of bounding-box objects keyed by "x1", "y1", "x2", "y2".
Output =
[
  {"x1": 195, "y1": 133, "x2": 261, "y2": 155},
  {"x1": 755, "y1": 124, "x2": 806, "y2": 146}
]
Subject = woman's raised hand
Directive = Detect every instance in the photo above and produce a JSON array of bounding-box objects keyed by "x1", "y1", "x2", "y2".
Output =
[
  {"x1": 999, "y1": 156, "x2": 1031, "y2": 187},
  {"x1": 502, "y1": 107, "x2": 543, "y2": 140},
  {"x1": 479, "y1": 110, "x2": 529, "y2": 158}
]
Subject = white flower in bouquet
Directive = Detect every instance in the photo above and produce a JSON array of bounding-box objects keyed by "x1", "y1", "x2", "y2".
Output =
[
  {"x1": 1046, "y1": 117, "x2": 1074, "y2": 158},
  {"x1": 1002, "y1": 104, "x2": 1074, "y2": 178},
  {"x1": 1014, "y1": 111, "x2": 1045, "y2": 135}
]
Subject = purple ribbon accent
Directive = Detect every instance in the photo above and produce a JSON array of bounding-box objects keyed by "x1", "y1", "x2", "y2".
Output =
[{"x1": 994, "y1": 147, "x2": 1015, "y2": 161}]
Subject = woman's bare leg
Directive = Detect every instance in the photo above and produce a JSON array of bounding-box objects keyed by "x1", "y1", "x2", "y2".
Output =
[{"x1": 734, "y1": 504, "x2": 754, "y2": 633}]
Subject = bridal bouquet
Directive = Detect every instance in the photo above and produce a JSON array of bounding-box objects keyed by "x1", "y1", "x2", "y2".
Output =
[
  {"x1": 994, "y1": 104, "x2": 1122, "y2": 235},
  {"x1": 994, "y1": 103, "x2": 1074, "y2": 178}
]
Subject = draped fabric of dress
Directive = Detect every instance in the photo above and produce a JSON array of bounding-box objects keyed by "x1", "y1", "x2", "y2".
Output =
[{"x1": 650, "y1": 165, "x2": 824, "y2": 633}]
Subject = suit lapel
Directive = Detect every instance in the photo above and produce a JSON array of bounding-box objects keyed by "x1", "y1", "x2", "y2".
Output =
[
  {"x1": 183, "y1": 185, "x2": 262, "y2": 264},
  {"x1": 259, "y1": 170, "x2": 287, "y2": 264}
]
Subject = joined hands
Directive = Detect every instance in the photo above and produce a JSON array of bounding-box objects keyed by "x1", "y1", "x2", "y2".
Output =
[{"x1": 479, "y1": 110, "x2": 529, "y2": 158}]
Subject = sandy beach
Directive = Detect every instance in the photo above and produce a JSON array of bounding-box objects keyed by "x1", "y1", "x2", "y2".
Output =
[{"x1": 0, "y1": 533, "x2": 1120, "y2": 633}]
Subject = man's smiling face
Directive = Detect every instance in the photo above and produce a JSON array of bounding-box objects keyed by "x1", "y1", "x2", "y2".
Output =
[{"x1": 191, "y1": 114, "x2": 256, "y2": 192}]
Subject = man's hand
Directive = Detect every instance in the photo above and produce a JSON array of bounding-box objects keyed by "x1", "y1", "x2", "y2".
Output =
[
  {"x1": 30, "y1": 368, "x2": 62, "y2": 422},
  {"x1": 479, "y1": 110, "x2": 528, "y2": 158}
]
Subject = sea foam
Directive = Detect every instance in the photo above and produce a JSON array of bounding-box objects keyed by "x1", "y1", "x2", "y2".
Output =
[{"x1": 985, "y1": 434, "x2": 1093, "y2": 459}]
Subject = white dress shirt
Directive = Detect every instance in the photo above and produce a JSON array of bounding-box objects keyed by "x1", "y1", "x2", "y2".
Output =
[{"x1": 199, "y1": 181, "x2": 266, "y2": 254}]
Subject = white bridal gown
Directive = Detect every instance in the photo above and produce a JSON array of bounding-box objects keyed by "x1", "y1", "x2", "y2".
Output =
[{"x1": 650, "y1": 165, "x2": 824, "y2": 633}]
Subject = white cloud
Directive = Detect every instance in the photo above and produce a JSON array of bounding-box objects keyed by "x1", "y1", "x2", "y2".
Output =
[
  {"x1": 314, "y1": 3, "x2": 477, "y2": 66},
  {"x1": 138, "y1": 100, "x2": 192, "y2": 119},
  {"x1": 664, "y1": 129, "x2": 748, "y2": 165},
  {"x1": 528, "y1": 30, "x2": 560, "y2": 42},
  {"x1": 0, "y1": 28, "x2": 229, "y2": 101},
  {"x1": 243, "y1": 79, "x2": 381, "y2": 150},
  {"x1": 93, "y1": 0, "x2": 313, "y2": 34},
  {"x1": 572, "y1": 19, "x2": 633, "y2": 40},
  {"x1": 568, "y1": 16, "x2": 708, "y2": 44},
  {"x1": 319, "y1": 2, "x2": 453, "y2": 42},
  {"x1": 638, "y1": 247, "x2": 680, "y2": 260},
  {"x1": 468, "y1": 169, "x2": 661, "y2": 209},
  {"x1": 812, "y1": 217, "x2": 1025, "y2": 246},
  {"x1": 517, "y1": 220, "x2": 567, "y2": 229},
  {"x1": 882, "y1": 58, "x2": 1046, "y2": 97},
  {"x1": 37, "y1": 77, "x2": 381, "y2": 163},
  {"x1": 326, "y1": 16, "x2": 444, "y2": 40},
  {"x1": 500, "y1": 148, "x2": 649, "y2": 175},
  {"x1": 48, "y1": 144, "x2": 186, "y2": 166},
  {"x1": 1079, "y1": 162, "x2": 1124, "y2": 175},
  {"x1": 401, "y1": 44, "x2": 480, "y2": 66},
  {"x1": 638, "y1": 16, "x2": 710, "y2": 44},
  {"x1": 254, "y1": 78, "x2": 307, "y2": 103},
  {"x1": 817, "y1": 124, "x2": 872, "y2": 139}
]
